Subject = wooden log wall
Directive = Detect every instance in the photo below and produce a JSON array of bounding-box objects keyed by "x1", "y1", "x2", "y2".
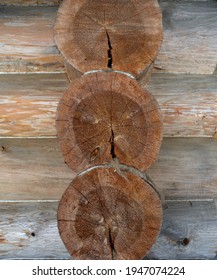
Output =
[{"x1": 0, "y1": 0, "x2": 217, "y2": 259}]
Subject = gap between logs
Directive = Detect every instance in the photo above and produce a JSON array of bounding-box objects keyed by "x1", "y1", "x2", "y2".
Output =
[{"x1": 106, "y1": 30, "x2": 113, "y2": 68}]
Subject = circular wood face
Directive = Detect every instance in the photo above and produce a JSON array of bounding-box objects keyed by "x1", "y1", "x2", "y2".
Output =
[
  {"x1": 54, "y1": 0, "x2": 162, "y2": 76},
  {"x1": 56, "y1": 72, "x2": 163, "y2": 173},
  {"x1": 57, "y1": 167, "x2": 162, "y2": 260}
]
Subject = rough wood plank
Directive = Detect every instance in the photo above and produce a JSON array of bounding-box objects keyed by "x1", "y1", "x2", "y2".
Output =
[
  {"x1": 0, "y1": 200, "x2": 216, "y2": 259},
  {"x1": 1, "y1": 1, "x2": 62, "y2": 5},
  {"x1": 1, "y1": 137, "x2": 217, "y2": 200},
  {"x1": 1, "y1": 73, "x2": 217, "y2": 137},
  {"x1": 0, "y1": 2, "x2": 217, "y2": 74},
  {"x1": 0, "y1": 6, "x2": 64, "y2": 73}
]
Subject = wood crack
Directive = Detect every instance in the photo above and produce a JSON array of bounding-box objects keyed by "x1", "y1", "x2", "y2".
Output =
[
  {"x1": 108, "y1": 226, "x2": 116, "y2": 260},
  {"x1": 110, "y1": 128, "x2": 116, "y2": 158},
  {"x1": 106, "y1": 30, "x2": 113, "y2": 68}
]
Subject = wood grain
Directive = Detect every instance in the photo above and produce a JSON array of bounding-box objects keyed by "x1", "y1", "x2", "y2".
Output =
[
  {"x1": 1, "y1": 137, "x2": 217, "y2": 200},
  {"x1": 149, "y1": 200, "x2": 217, "y2": 260},
  {"x1": 0, "y1": 2, "x2": 217, "y2": 74},
  {"x1": 1, "y1": 0, "x2": 62, "y2": 5},
  {"x1": 1, "y1": 73, "x2": 217, "y2": 137},
  {"x1": 147, "y1": 73, "x2": 217, "y2": 137},
  {"x1": 0, "y1": 6, "x2": 64, "y2": 73},
  {"x1": 155, "y1": 1, "x2": 217, "y2": 74},
  {"x1": 58, "y1": 167, "x2": 162, "y2": 259},
  {"x1": 0, "y1": 138, "x2": 73, "y2": 200},
  {"x1": 0, "y1": 200, "x2": 216, "y2": 259},
  {"x1": 0, "y1": 74, "x2": 66, "y2": 137},
  {"x1": 56, "y1": 72, "x2": 163, "y2": 172},
  {"x1": 54, "y1": 0, "x2": 162, "y2": 77}
]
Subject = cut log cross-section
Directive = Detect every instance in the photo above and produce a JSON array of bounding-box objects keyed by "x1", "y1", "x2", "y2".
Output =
[
  {"x1": 56, "y1": 71, "x2": 163, "y2": 173},
  {"x1": 54, "y1": 0, "x2": 163, "y2": 78},
  {"x1": 55, "y1": 0, "x2": 164, "y2": 260},
  {"x1": 58, "y1": 167, "x2": 162, "y2": 260}
]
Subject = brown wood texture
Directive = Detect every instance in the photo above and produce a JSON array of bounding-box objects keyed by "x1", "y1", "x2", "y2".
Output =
[
  {"x1": 1, "y1": 73, "x2": 217, "y2": 137},
  {"x1": 58, "y1": 167, "x2": 162, "y2": 260},
  {"x1": 56, "y1": 72, "x2": 163, "y2": 172},
  {"x1": 1, "y1": 200, "x2": 216, "y2": 259},
  {"x1": 54, "y1": 0, "x2": 162, "y2": 77},
  {"x1": 0, "y1": 2, "x2": 217, "y2": 74}
]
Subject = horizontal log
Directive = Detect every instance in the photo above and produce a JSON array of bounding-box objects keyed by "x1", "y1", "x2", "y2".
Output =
[
  {"x1": 1, "y1": 0, "x2": 210, "y2": 6},
  {"x1": 0, "y1": 74, "x2": 66, "y2": 137},
  {"x1": 0, "y1": 6, "x2": 64, "y2": 73},
  {"x1": 0, "y1": 138, "x2": 73, "y2": 200},
  {"x1": 0, "y1": 137, "x2": 217, "y2": 200},
  {"x1": 1, "y1": 1, "x2": 62, "y2": 5},
  {"x1": 0, "y1": 0, "x2": 62, "y2": 6},
  {"x1": 0, "y1": 200, "x2": 216, "y2": 259},
  {"x1": 149, "y1": 199, "x2": 217, "y2": 260},
  {"x1": 0, "y1": 73, "x2": 217, "y2": 137},
  {"x1": 154, "y1": 1, "x2": 217, "y2": 74},
  {"x1": 148, "y1": 73, "x2": 217, "y2": 137},
  {"x1": 0, "y1": 2, "x2": 216, "y2": 74}
]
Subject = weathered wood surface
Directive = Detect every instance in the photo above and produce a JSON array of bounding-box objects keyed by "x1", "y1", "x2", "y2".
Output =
[
  {"x1": 154, "y1": 1, "x2": 217, "y2": 74},
  {"x1": 0, "y1": 6, "x2": 64, "y2": 73},
  {"x1": 148, "y1": 73, "x2": 217, "y2": 137},
  {"x1": 0, "y1": 2, "x2": 217, "y2": 74},
  {"x1": 54, "y1": 0, "x2": 162, "y2": 77},
  {"x1": 1, "y1": 137, "x2": 217, "y2": 200},
  {"x1": 1, "y1": 73, "x2": 217, "y2": 137},
  {"x1": 0, "y1": 202, "x2": 66, "y2": 259},
  {"x1": 1, "y1": 0, "x2": 62, "y2": 5},
  {"x1": 149, "y1": 200, "x2": 217, "y2": 260},
  {"x1": 58, "y1": 167, "x2": 162, "y2": 260},
  {"x1": 0, "y1": 138, "x2": 73, "y2": 200},
  {"x1": 0, "y1": 74, "x2": 66, "y2": 137},
  {"x1": 57, "y1": 72, "x2": 162, "y2": 172},
  {"x1": 0, "y1": 200, "x2": 216, "y2": 259}
]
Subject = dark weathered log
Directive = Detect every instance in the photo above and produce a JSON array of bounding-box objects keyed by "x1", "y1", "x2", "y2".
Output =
[
  {"x1": 56, "y1": 71, "x2": 163, "y2": 172},
  {"x1": 54, "y1": 0, "x2": 162, "y2": 77},
  {"x1": 57, "y1": 167, "x2": 162, "y2": 260}
]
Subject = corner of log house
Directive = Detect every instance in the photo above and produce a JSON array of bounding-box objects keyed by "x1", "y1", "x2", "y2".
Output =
[{"x1": 0, "y1": 0, "x2": 217, "y2": 260}]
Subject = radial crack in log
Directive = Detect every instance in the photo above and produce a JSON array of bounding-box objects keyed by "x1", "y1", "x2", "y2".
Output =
[
  {"x1": 57, "y1": 167, "x2": 162, "y2": 260},
  {"x1": 54, "y1": 0, "x2": 162, "y2": 77},
  {"x1": 110, "y1": 129, "x2": 116, "y2": 159},
  {"x1": 56, "y1": 71, "x2": 163, "y2": 173},
  {"x1": 106, "y1": 30, "x2": 113, "y2": 68},
  {"x1": 108, "y1": 226, "x2": 116, "y2": 260}
]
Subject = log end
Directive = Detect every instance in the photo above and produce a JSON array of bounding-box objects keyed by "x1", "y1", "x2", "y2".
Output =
[
  {"x1": 56, "y1": 71, "x2": 163, "y2": 173},
  {"x1": 57, "y1": 167, "x2": 162, "y2": 260}
]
